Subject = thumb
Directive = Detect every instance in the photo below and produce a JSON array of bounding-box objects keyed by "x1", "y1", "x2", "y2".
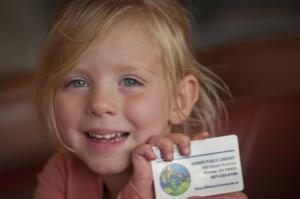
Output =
[
  {"x1": 131, "y1": 144, "x2": 156, "y2": 198},
  {"x1": 131, "y1": 144, "x2": 155, "y2": 183}
]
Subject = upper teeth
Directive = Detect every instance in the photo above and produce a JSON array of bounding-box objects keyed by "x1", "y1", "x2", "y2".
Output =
[{"x1": 87, "y1": 132, "x2": 123, "y2": 139}]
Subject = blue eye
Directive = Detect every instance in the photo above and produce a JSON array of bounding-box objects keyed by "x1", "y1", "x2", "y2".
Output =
[
  {"x1": 121, "y1": 77, "x2": 143, "y2": 87},
  {"x1": 66, "y1": 79, "x2": 88, "y2": 88}
]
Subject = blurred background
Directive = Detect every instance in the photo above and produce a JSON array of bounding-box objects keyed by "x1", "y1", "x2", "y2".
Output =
[{"x1": 0, "y1": 0, "x2": 299, "y2": 198}]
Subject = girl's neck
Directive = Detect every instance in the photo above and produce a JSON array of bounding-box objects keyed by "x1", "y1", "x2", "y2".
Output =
[{"x1": 100, "y1": 167, "x2": 132, "y2": 199}]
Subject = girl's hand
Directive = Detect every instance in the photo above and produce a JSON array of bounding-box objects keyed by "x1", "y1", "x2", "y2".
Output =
[{"x1": 128, "y1": 132, "x2": 209, "y2": 199}]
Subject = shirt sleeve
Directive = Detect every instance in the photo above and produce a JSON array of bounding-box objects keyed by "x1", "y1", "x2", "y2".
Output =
[{"x1": 34, "y1": 151, "x2": 67, "y2": 199}]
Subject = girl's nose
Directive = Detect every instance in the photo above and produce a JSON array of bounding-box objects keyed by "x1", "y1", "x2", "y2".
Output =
[{"x1": 86, "y1": 87, "x2": 118, "y2": 117}]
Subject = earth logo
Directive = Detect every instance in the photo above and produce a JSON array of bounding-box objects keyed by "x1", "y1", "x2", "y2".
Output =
[{"x1": 159, "y1": 163, "x2": 191, "y2": 196}]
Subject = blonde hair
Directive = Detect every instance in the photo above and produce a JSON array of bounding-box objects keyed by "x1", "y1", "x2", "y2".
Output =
[{"x1": 36, "y1": 0, "x2": 228, "y2": 146}]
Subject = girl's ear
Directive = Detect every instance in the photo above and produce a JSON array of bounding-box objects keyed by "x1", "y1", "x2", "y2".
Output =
[{"x1": 169, "y1": 74, "x2": 199, "y2": 125}]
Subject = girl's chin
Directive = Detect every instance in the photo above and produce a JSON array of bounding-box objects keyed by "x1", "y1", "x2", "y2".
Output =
[
  {"x1": 84, "y1": 156, "x2": 132, "y2": 175},
  {"x1": 90, "y1": 162, "x2": 131, "y2": 176}
]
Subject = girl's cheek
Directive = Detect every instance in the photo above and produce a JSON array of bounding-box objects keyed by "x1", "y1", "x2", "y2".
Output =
[
  {"x1": 54, "y1": 94, "x2": 81, "y2": 129},
  {"x1": 123, "y1": 94, "x2": 154, "y2": 118},
  {"x1": 123, "y1": 94, "x2": 171, "y2": 135}
]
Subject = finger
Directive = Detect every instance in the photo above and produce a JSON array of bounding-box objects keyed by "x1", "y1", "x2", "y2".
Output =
[
  {"x1": 207, "y1": 192, "x2": 247, "y2": 199},
  {"x1": 166, "y1": 133, "x2": 191, "y2": 156},
  {"x1": 192, "y1": 131, "x2": 210, "y2": 141},
  {"x1": 199, "y1": 192, "x2": 248, "y2": 199},
  {"x1": 148, "y1": 135, "x2": 174, "y2": 161}
]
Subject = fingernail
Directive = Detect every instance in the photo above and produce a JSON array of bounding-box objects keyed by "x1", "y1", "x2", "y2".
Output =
[
  {"x1": 167, "y1": 153, "x2": 173, "y2": 161},
  {"x1": 202, "y1": 131, "x2": 210, "y2": 137},
  {"x1": 136, "y1": 149, "x2": 144, "y2": 157},
  {"x1": 184, "y1": 147, "x2": 190, "y2": 155}
]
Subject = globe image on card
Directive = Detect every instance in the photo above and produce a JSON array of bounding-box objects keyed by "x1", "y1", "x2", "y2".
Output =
[{"x1": 159, "y1": 163, "x2": 191, "y2": 196}]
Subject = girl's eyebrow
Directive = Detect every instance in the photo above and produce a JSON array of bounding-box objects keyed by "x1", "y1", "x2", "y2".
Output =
[
  {"x1": 116, "y1": 64, "x2": 156, "y2": 75},
  {"x1": 67, "y1": 68, "x2": 87, "y2": 76},
  {"x1": 68, "y1": 63, "x2": 157, "y2": 75}
]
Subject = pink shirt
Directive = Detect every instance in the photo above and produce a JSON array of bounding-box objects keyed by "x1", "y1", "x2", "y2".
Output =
[{"x1": 34, "y1": 151, "x2": 142, "y2": 199}]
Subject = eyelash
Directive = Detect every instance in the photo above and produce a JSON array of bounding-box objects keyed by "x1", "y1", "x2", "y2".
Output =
[
  {"x1": 63, "y1": 76, "x2": 144, "y2": 88},
  {"x1": 65, "y1": 79, "x2": 88, "y2": 88},
  {"x1": 120, "y1": 77, "x2": 144, "y2": 87}
]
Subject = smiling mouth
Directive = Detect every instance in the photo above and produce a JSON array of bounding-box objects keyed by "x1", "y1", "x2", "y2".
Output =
[{"x1": 85, "y1": 131, "x2": 130, "y2": 143}]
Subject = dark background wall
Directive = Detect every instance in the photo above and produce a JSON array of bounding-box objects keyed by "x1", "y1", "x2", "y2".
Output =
[{"x1": 1, "y1": 0, "x2": 299, "y2": 77}]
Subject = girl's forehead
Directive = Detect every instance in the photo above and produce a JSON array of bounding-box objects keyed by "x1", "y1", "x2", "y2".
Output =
[
  {"x1": 82, "y1": 18, "x2": 163, "y2": 68},
  {"x1": 60, "y1": 16, "x2": 173, "y2": 85},
  {"x1": 97, "y1": 17, "x2": 157, "y2": 49}
]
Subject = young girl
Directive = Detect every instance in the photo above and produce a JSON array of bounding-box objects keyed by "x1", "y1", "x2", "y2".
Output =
[{"x1": 34, "y1": 0, "x2": 246, "y2": 198}]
